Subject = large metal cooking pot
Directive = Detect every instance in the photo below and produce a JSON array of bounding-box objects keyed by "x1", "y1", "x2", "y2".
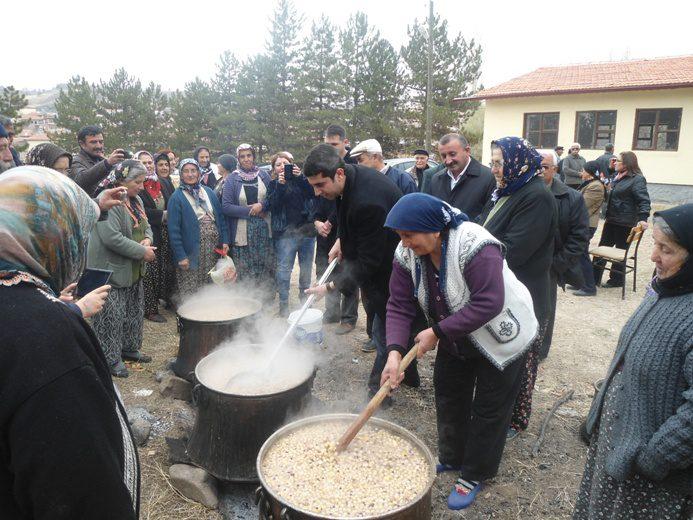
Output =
[
  {"x1": 255, "y1": 414, "x2": 436, "y2": 520},
  {"x1": 173, "y1": 296, "x2": 261, "y2": 381},
  {"x1": 187, "y1": 345, "x2": 316, "y2": 482}
]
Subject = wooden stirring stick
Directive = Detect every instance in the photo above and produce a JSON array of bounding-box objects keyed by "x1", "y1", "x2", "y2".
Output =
[{"x1": 336, "y1": 343, "x2": 420, "y2": 452}]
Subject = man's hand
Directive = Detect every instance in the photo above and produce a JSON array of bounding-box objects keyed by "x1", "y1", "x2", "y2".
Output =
[
  {"x1": 414, "y1": 328, "x2": 438, "y2": 358},
  {"x1": 97, "y1": 187, "x2": 126, "y2": 212},
  {"x1": 249, "y1": 202, "x2": 263, "y2": 216},
  {"x1": 314, "y1": 220, "x2": 332, "y2": 238},
  {"x1": 143, "y1": 246, "x2": 157, "y2": 262},
  {"x1": 178, "y1": 258, "x2": 190, "y2": 270},
  {"x1": 304, "y1": 283, "x2": 329, "y2": 301},
  {"x1": 76, "y1": 285, "x2": 111, "y2": 318},
  {"x1": 106, "y1": 149, "x2": 126, "y2": 166},
  {"x1": 59, "y1": 282, "x2": 77, "y2": 303},
  {"x1": 328, "y1": 238, "x2": 342, "y2": 262},
  {"x1": 380, "y1": 351, "x2": 405, "y2": 390}
]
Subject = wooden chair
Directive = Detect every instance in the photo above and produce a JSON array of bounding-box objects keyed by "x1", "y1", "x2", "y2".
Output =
[{"x1": 590, "y1": 223, "x2": 645, "y2": 300}]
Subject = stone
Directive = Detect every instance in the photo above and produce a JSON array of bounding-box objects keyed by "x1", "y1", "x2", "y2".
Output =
[
  {"x1": 160, "y1": 375, "x2": 192, "y2": 401},
  {"x1": 169, "y1": 464, "x2": 218, "y2": 509},
  {"x1": 173, "y1": 404, "x2": 196, "y2": 432},
  {"x1": 155, "y1": 369, "x2": 174, "y2": 383},
  {"x1": 131, "y1": 417, "x2": 151, "y2": 446},
  {"x1": 127, "y1": 406, "x2": 155, "y2": 425}
]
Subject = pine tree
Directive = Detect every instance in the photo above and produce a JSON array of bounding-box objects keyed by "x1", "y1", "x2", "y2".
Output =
[
  {"x1": 52, "y1": 76, "x2": 99, "y2": 151},
  {"x1": 0, "y1": 86, "x2": 28, "y2": 119},
  {"x1": 169, "y1": 78, "x2": 220, "y2": 157},
  {"x1": 213, "y1": 50, "x2": 242, "y2": 153},
  {"x1": 400, "y1": 13, "x2": 482, "y2": 148}
]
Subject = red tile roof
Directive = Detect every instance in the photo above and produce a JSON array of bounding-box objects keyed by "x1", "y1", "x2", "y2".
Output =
[{"x1": 459, "y1": 55, "x2": 693, "y2": 101}]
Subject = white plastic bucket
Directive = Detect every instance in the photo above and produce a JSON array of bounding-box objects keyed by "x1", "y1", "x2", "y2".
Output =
[{"x1": 287, "y1": 308, "x2": 324, "y2": 344}]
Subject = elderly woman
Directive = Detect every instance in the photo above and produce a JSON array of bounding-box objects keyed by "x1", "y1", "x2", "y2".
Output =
[
  {"x1": 214, "y1": 153, "x2": 238, "y2": 201},
  {"x1": 266, "y1": 151, "x2": 316, "y2": 316},
  {"x1": 25, "y1": 142, "x2": 72, "y2": 174},
  {"x1": 88, "y1": 160, "x2": 156, "y2": 377},
  {"x1": 479, "y1": 137, "x2": 557, "y2": 439},
  {"x1": 167, "y1": 158, "x2": 228, "y2": 298},
  {"x1": 193, "y1": 145, "x2": 219, "y2": 190},
  {"x1": 0, "y1": 166, "x2": 140, "y2": 518},
  {"x1": 574, "y1": 204, "x2": 693, "y2": 519},
  {"x1": 153, "y1": 153, "x2": 177, "y2": 309},
  {"x1": 382, "y1": 193, "x2": 537, "y2": 510},
  {"x1": 573, "y1": 161, "x2": 606, "y2": 297},
  {"x1": 222, "y1": 143, "x2": 274, "y2": 299},
  {"x1": 138, "y1": 151, "x2": 176, "y2": 321},
  {"x1": 593, "y1": 151, "x2": 651, "y2": 288}
]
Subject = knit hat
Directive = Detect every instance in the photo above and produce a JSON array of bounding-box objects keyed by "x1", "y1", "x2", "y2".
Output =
[{"x1": 583, "y1": 160, "x2": 600, "y2": 177}]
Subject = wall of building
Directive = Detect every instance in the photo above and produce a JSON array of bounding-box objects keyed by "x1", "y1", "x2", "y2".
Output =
[{"x1": 480, "y1": 87, "x2": 693, "y2": 186}]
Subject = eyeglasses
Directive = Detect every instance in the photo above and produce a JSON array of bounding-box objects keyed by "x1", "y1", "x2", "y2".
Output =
[
  {"x1": 614, "y1": 159, "x2": 623, "y2": 163},
  {"x1": 488, "y1": 160, "x2": 504, "y2": 169}
]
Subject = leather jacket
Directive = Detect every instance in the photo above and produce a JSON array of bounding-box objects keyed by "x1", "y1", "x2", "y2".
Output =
[{"x1": 605, "y1": 172, "x2": 651, "y2": 227}]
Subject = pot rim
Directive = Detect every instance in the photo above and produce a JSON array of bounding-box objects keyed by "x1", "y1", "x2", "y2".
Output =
[
  {"x1": 256, "y1": 413, "x2": 436, "y2": 520},
  {"x1": 194, "y1": 344, "x2": 316, "y2": 398},
  {"x1": 176, "y1": 296, "x2": 262, "y2": 324}
]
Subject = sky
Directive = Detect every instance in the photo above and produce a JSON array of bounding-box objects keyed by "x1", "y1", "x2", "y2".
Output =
[{"x1": 5, "y1": 0, "x2": 693, "y2": 93}]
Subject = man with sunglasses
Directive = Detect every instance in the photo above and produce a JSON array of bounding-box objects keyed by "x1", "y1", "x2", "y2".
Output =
[{"x1": 561, "y1": 143, "x2": 587, "y2": 190}]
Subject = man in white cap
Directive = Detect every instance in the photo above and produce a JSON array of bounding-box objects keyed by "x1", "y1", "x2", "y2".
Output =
[
  {"x1": 561, "y1": 143, "x2": 586, "y2": 190},
  {"x1": 349, "y1": 139, "x2": 417, "y2": 195}
]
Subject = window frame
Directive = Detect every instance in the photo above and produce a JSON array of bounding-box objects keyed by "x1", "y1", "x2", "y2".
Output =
[
  {"x1": 522, "y1": 112, "x2": 560, "y2": 149},
  {"x1": 632, "y1": 108, "x2": 682, "y2": 152},
  {"x1": 574, "y1": 110, "x2": 618, "y2": 150}
]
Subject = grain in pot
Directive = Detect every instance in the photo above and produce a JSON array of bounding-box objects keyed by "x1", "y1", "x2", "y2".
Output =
[
  {"x1": 177, "y1": 297, "x2": 259, "y2": 322},
  {"x1": 261, "y1": 420, "x2": 430, "y2": 517}
]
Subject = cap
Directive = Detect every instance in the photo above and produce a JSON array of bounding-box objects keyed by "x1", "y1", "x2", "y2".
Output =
[
  {"x1": 349, "y1": 139, "x2": 382, "y2": 158},
  {"x1": 413, "y1": 149, "x2": 429, "y2": 156}
]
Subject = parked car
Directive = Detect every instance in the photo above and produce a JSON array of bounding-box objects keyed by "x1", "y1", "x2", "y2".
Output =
[{"x1": 385, "y1": 157, "x2": 439, "y2": 172}]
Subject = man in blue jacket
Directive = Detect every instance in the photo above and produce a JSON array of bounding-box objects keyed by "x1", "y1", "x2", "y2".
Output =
[{"x1": 349, "y1": 139, "x2": 417, "y2": 195}]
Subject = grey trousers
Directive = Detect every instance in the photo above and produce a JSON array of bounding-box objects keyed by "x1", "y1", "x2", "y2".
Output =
[{"x1": 92, "y1": 281, "x2": 144, "y2": 367}]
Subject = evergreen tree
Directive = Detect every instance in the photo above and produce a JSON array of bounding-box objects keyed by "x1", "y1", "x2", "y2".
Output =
[
  {"x1": 52, "y1": 76, "x2": 99, "y2": 151},
  {"x1": 213, "y1": 50, "x2": 242, "y2": 153},
  {"x1": 400, "y1": 13, "x2": 482, "y2": 148},
  {"x1": 0, "y1": 86, "x2": 28, "y2": 119},
  {"x1": 169, "y1": 78, "x2": 220, "y2": 156}
]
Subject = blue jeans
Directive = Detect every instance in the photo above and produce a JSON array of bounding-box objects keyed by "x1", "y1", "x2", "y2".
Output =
[{"x1": 275, "y1": 236, "x2": 316, "y2": 304}]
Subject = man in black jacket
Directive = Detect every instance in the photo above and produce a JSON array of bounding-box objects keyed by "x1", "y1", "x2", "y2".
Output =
[
  {"x1": 70, "y1": 125, "x2": 126, "y2": 195},
  {"x1": 304, "y1": 144, "x2": 417, "y2": 396},
  {"x1": 428, "y1": 133, "x2": 495, "y2": 221},
  {"x1": 539, "y1": 151, "x2": 590, "y2": 360}
]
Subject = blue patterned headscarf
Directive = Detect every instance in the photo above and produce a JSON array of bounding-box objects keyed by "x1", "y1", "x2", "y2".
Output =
[
  {"x1": 491, "y1": 137, "x2": 543, "y2": 201},
  {"x1": 178, "y1": 158, "x2": 213, "y2": 214},
  {"x1": 0, "y1": 166, "x2": 100, "y2": 295},
  {"x1": 385, "y1": 193, "x2": 468, "y2": 232}
]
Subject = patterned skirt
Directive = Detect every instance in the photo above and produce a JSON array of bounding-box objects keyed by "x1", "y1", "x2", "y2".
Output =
[
  {"x1": 231, "y1": 216, "x2": 275, "y2": 301},
  {"x1": 176, "y1": 219, "x2": 219, "y2": 300},
  {"x1": 160, "y1": 224, "x2": 176, "y2": 306},
  {"x1": 143, "y1": 245, "x2": 163, "y2": 315},
  {"x1": 573, "y1": 371, "x2": 692, "y2": 519}
]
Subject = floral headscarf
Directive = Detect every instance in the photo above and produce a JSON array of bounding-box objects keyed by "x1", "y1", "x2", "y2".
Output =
[
  {"x1": 235, "y1": 143, "x2": 259, "y2": 181},
  {"x1": 0, "y1": 166, "x2": 100, "y2": 295},
  {"x1": 193, "y1": 146, "x2": 214, "y2": 185},
  {"x1": 25, "y1": 143, "x2": 72, "y2": 171},
  {"x1": 490, "y1": 137, "x2": 543, "y2": 202},
  {"x1": 178, "y1": 158, "x2": 213, "y2": 214},
  {"x1": 134, "y1": 150, "x2": 161, "y2": 200}
]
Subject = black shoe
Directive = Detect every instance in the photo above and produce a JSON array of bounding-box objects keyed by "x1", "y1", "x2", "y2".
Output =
[
  {"x1": 122, "y1": 351, "x2": 152, "y2": 363},
  {"x1": 110, "y1": 361, "x2": 129, "y2": 378},
  {"x1": 566, "y1": 284, "x2": 581, "y2": 291},
  {"x1": 145, "y1": 313, "x2": 167, "y2": 323},
  {"x1": 601, "y1": 280, "x2": 623, "y2": 288},
  {"x1": 335, "y1": 322, "x2": 356, "y2": 335},
  {"x1": 573, "y1": 289, "x2": 596, "y2": 297},
  {"x1": 402, "y1": 372, "x2": 421, "y2": 388},
  {"x1": 278, "y1": 302, "x2": 289, "y2": 318},
  {"x1": 361, "y1": 338, "x2": 376, "y2": 353}
]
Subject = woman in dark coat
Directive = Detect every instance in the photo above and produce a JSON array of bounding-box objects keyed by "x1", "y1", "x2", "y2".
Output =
[
  {"x1": 573, "y1": 204, "x2": 693, "y2": 519},
  {"x1": 139, "y1": 152, "x2": 176, "y2": 320},
  {"x1": 0, "y1": 166, "x2": 140, "y2": 518},
  {"x1": 479, "y1": 137, "x2": 557, "y2": 437},
  {"x1": 593, "y1": 151, "x2": 651, "y2": 288}
]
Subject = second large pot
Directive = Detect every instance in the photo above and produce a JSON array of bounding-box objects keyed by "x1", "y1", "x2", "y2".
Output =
[{"x1": 187, "y1": 345, "x2": 316, "y2": 482}]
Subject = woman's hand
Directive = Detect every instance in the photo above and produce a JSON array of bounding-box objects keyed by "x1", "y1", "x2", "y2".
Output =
[
  {"x1": 140, "y1": 238, "x2": 152, "y2": 247},
  {"x1": 414, "y1": 328, "x2": 438, "y2": 358},
  {"x1": 97, "y1": 187, "x2": 126, "y2": 212},
  {"x1": 380, "y1": 351, "x2": 405, "y2": 390},
  {"x1": 249, "y1": 202, "x2": 263, "y2": 216},
  {"x1": 638, "y1": 220, "x2": 649, "y2": 230},
  {"x1": 76, "y1": 285, "x2": 111, "y2": 318},
  {"x1": 178, "y1": 258, "x2": 190, "y2": 270},
  {"x1": 292, "y1": 165, "x2": 302, "y2": 177},
  {"x1": 278, "y1": 171, "x2": 286, "y2": 184},
  {"x1": 60, "y1": 282, "x2": 77, "y2": 302},
  {"x1": 143, "y1": 246, "x2": 157, "y2": 262}
]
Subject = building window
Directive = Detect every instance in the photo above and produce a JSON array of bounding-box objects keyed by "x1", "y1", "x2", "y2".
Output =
[
  {"x1": 523, "y1": 112, "x2": 559, "y2": 148},
  {"x1": 575, "y1": 111, "x2": 616, "y2": 149},
  {"x1": 633, "y1": 108, "x2": 682, "y2": 151}
]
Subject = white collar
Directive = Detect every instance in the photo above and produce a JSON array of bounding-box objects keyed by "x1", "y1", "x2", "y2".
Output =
[
  {"x1": 379, "y1": 165, "x2": 388, "y2": 175},
  {"x1": 447, "y1": 158, "x2": 471, "y2": 189}
]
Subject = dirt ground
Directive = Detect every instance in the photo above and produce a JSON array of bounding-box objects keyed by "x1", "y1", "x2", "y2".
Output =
[{"x1": 118, "y1": 216, "x2": 659, "y2": 520}]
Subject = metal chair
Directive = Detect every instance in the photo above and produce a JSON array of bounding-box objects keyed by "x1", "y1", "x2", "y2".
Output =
[{"x1": 590, "y1": 223, "x2": 645, "y2": 300}]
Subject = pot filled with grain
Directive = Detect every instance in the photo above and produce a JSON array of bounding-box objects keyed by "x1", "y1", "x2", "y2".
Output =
[
  {"x1": 256, "y1": 413, "x2": 436, "y2": 519},
  {"x1": 174, "y1": 292, "x2": 262, "y2": 381},
  {"x1": 187, "y1": 344, "x2": 316, "y2": 482}
]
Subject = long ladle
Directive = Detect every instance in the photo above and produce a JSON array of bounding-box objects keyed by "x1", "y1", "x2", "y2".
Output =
[
  {"x1": 224, "y1": 258, "x2": 339, "y2": 391},
  {"x1": 336, "y1": 343, "x2": 420, "y2": 452}
]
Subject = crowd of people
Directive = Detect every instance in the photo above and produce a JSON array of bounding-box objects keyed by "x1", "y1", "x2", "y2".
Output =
[{"x1": 0, "y1": 111, "x2": 690, "y2": 520}]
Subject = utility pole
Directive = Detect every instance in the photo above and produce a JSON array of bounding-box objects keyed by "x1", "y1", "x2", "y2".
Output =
[{"x1": 424, "y1": 0, "x2": 434, "y2": 149}]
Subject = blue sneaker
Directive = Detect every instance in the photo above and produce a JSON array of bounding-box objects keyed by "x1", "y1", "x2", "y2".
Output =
[
  {"x1": 436, "y1": 463, "x2": 463, "y2": 474},
  {"x1": 447, "y1": 478, "x2": 482, "y2": 510}
]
